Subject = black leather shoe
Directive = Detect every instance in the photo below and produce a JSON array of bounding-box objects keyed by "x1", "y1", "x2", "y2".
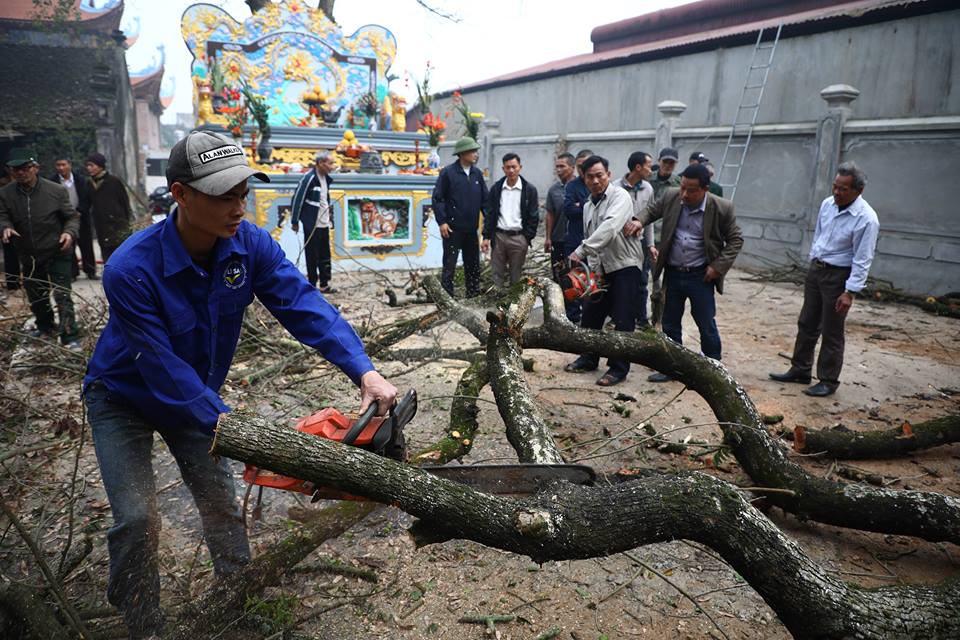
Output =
[
  {"x1": 769, "y1": 370, "x2": 812, "y2": 384},
  {"x1": 803, "y1": 382, "x2": 838, "y2": 397},
  {"x1": 564, "y1": 358, "x2": 598, "y2": 373},
  {"x1": 648, "y1": 372, "x2": 674, "y2": 383}
]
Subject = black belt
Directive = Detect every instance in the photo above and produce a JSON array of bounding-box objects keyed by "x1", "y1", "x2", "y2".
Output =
[
  {"x1": 666, "y1": 264, "x2": 706, "y2": 273},
  {"x1": 811, "y1": 259, "x2": 848, "y2": 270},
  {"x1": 496, "y1": 229, "x2": 524, "y2": 236}
]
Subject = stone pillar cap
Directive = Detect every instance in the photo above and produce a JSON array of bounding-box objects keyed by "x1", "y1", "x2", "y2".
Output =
[
  {"x1": 657, "y1": 100, "x2": 687, "y2": 116},
  {"x1": 820, "y1": 84, "x2": 860, "y2": 109}
]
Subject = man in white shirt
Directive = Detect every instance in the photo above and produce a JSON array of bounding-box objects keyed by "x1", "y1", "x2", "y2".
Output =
[
  {"x1": 51, "y1": 157, "x2": 96, "y2": 280},
  {"x1": 481, "y1": 153, "x2": 539, "y2": 289},
  {"x1": 770, "y1": 162, "x2": 879, "y2": 397}
]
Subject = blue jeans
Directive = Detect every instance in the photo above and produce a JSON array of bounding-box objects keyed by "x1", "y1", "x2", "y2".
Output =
[
  {"x1": 662, "y1": 266, "x2": 722, "y2": 360},
  {"x1": 577, "y1": 265, "x2": 641, "y2": 379},
  {"x1": 86, "y1": 381, "x2": 250, "y2": 638}
]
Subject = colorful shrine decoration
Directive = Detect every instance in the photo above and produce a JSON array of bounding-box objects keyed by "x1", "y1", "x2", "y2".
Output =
[{"x1": 182, "y1": 0, "x2": 399, "y2": 131}]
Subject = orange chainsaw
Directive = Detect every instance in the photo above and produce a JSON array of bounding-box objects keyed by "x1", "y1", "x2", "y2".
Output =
[{"x1": 243, "y1": 389, "x2": 595, "y2": 499}]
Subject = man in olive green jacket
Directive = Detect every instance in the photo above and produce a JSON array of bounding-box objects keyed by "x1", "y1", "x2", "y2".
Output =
[
  {"x1": 0, "y1": 148, "x2": 81, "y2": 347},
  {"x1": 626, "y1": 163, "x2": 742, "y2": 381}
]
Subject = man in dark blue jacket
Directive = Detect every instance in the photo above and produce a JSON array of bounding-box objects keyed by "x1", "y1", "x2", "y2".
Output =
[
  {"x1": 432, "y1": 137, "x2": 488, "y2": 297},
  {"x1": 290, "y1": 151, "x2": 336, "y2": 292},
  {"x1": 481, "y1": 152, "x2": 539, "y2": 288},
  {"x1": 84, "y1": 131, "x2": 397, "y2": 639},
  {"x1": 560, "y1": 149, "x2": 593, "y2": 322}
]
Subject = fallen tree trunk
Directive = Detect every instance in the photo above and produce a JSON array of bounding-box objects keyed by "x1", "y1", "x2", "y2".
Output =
[
  {"x1": 422, "y1": 276, "x2": 960, "y2": 544},
  {"x1": 212, "y1": 412, "x2": 960, "y2": 640},
  {"x1": 783, "y1": 415, "x2": 960, "y2": 459}
]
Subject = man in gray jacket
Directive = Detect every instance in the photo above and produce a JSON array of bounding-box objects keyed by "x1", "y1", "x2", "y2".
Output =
[
  {"x1": 563, "y1": 155, "x2": 643, "y2": 387},
  {"x1": 0, "y1": 148, "x2": 81, "y2": 347}
]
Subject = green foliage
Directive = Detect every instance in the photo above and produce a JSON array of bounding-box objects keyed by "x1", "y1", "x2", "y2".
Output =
[
  {"x1": 30, "y1": 0, "x2": 80, "y2": 27},
  {"x1": 209, "y1": 56, "x2": 226, "y2": 94},
  {"x1": 243, "y1": 593, "x2": 298, "y2": 630},
  {"x1": 241, "y1": 84, "x2": 271, "y2": 134}
]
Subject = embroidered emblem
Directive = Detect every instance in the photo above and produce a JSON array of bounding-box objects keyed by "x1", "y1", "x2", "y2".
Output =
[
  {"x1": 199, "y1": 145, "x2": 243, "y2": 164},
  {"x1": 223, "y1": 260, "x2": 247, "y2": 289}
]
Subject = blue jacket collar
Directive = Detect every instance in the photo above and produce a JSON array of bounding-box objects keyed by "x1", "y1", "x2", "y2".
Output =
[{"x1": 161, "y1": 209, "x2": 248, "y2": 278}]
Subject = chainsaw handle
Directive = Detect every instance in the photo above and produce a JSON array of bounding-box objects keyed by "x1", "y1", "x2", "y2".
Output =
[{"x1": 341, "y1": 401, "x2": 379, "y2": 446}]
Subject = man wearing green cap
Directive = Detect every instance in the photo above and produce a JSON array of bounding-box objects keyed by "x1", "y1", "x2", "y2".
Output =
[
  {"x1": 432, "y1": 136, "x2": 488, "y2": 297},
  {"x1": 0, "y1": 148, "x2": 81, "y2": 347}
]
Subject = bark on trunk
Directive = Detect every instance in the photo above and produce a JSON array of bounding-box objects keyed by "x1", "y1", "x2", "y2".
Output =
[
  {"x1": 785, "y1": 415, "x2": 960, "y2": 458},
  {"x1": 423, "y1": 276, "x2": 960, "y2": 544},
  {"x1": 212, "y1": 414, "x2": 960, "y2": 640}
]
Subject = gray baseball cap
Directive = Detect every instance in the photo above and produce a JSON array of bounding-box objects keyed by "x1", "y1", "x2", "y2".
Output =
[{"x1": 166, "y1": 130, "x2": 269, "y2": 195}]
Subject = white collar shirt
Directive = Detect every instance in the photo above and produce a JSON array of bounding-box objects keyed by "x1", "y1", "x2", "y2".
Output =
[
  {"x1": 808, "y1": 194, "x2": 880, "y2": 292},
  {"x1": 497, "y1": 178, "x2": 523, "y2": 231}
]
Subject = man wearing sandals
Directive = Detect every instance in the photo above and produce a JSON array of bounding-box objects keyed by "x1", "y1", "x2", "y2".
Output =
[{"x1": 563, "y1": 155, "x2": 643, "y2": 387}]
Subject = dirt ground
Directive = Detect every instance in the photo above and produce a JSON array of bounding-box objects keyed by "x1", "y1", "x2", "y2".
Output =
[{"x1": 1, "y1": 262, "x2": 958, "y2": 640}]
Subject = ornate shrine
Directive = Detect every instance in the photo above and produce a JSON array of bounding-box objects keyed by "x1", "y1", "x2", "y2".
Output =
[{"x1": 181, "y1": 0, "x2": 441, "y2": 269}]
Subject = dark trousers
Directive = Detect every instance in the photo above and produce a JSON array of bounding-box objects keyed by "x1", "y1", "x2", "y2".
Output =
[
  {"x1": 22, "y1": 254, "x2": 78, "y2": 343},
  {"x1": 561, "y1": 239, "x2": 584, "y2": 323},
  {"x1": 662, "y1": 266, "x2": 722, "y2": 360},
  {"x1": 2, "y1": 241, "x2": 20, "y2": 290},
  {"x1": 86, "y1": 381, "x2": 250, "y2": 638},
  {"x1": 304, "y1": 225, "x2": 332, "y2": 287},
  {"x1": 577, "y1": 265, "x2": 641, "y2": 379},
  {"x1": 550, "y1": 243, "x2": 582, "y2": 323},
  {"x1": 790, "y1": 262, "x2": 851, "y2": 384},
  {"x1": 635, "y1": 248, "x2": 652, "y2": 325},
  {"x1": 99, "y1": 241, "x2": 121, "y2": 265},
  {"x1": 74, "y1": 210, "x2": 97, "y2": 277},
  {"x1": 441, "y1": 228, "x2": 481, "y2": 297}
]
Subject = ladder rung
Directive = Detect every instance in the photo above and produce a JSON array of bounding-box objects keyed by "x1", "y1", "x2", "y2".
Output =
[
  {"x1": 727, "y1": 143, "x2": 747, "y2": 148},
  {"x1": 739, "y1": 103, "x2": 761, "y2": 109},
  {"x1": 749, "y1": 64, "x2": 771, "y2": 71}
]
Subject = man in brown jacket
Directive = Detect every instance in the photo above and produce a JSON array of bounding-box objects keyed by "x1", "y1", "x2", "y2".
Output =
[
  {"x1": 85, "y1": 152, "x2": 132, "y2": 262},
  {"x1": 626, "y1": 163, "x2": 742, "y2": 381}
]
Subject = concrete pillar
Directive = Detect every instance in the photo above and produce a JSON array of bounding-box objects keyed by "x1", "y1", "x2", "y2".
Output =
[
  {"x1": 803, "y1": 84, "x2": 860, "y2": 249},
  {"x1": 655, "y1": 100, "x2": 686, "y2": 154},
  {"x1": 480, "y1": 116, "x2": 501, "y2": 179}
]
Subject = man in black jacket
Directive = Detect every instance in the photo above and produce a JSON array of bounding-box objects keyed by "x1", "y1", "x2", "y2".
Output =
[
  {"x1": 432, "y1": 137, "x2": 488, "y2": 297},
  {"x1": 51, "y1": 157, "x2": 96, "y2": 280},
  {"x1": 482, "y1": 152, "x2": 539, "y2": 289},
  {"x1": 85, "y1": 152, "x2": 132, "y2": 263},
  {"x1": 0, "y1": 148, "x2": 81, "y2": 347}
]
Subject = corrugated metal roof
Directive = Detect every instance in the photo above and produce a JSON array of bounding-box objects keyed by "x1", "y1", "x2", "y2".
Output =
[{"x1": 455, "y1": 0, "x2": 935, "y2": 94}]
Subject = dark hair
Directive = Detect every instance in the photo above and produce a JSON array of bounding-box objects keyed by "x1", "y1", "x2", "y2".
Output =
[
  {"x1": 501, "y1": 152, "x2": 521, "y2": 165},
  {"x1": 556, "y1": 152, "x2": 575, "y2": 166},
  {"x1": 580, "y1": 155, "x2": 609, "y2": 174},
  {"x1": 575, "y1": 149, "x2": 594, "y2": 160},
  {"x1": 627, "y1": 151, "x2": 652, "y2": 172},
  {"x1": 54, "y1": 157, "x2": 72, "y2": 164},
  {"x1": 679, "y1": 163, "x2": 711, "y2": 188},
  {"x1": 836, "y1": 161, "x2": 866, "y2": 190}
]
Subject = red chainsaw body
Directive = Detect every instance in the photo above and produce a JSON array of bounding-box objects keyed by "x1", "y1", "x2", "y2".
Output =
[{"x1": 242, "y1": 408, "x2": 385, "y2": 495}]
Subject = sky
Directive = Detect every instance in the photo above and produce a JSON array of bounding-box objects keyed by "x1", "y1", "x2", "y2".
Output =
[{"x1": 121, "y1": 0, "x2": 697, "y2": 124}]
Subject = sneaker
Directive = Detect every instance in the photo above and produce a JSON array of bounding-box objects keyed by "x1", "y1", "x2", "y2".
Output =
[
  {"x1": 647, "y1": 372, "x2": 674, "y2": 383},
  {"x1": 318, "y1": 285, "x2": 338, "y2": 294},
  {"x1": 64, "y1": 340, "x2": 83, "y2": 353},
  {"x1": 27, "y1": 327, "x2": 56, "y2": 339}
]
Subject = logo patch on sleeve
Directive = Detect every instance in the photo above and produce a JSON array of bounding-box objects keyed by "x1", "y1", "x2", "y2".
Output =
[
  {"x1": 199, "y1": 145, "x2": 244, "y2": 164},
  {"x1": 223, "y1": 260, "x2": 247, "y2": 289}
]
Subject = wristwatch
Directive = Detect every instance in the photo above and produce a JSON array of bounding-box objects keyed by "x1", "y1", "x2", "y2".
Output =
[{"x1": 844, "y1": 290, "x2": 857, "y2": 298}]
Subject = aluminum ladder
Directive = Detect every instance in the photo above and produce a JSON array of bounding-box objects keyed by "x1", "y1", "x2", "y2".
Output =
[{"x1": 717, "y1": 24, "x2": 782, "y2": 201}]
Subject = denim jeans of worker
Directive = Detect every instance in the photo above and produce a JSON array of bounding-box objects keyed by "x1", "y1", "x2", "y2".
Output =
[
  {"x1": 21, "y1": 253, "x2": 78, "y2": 343},
  {"x1": 86, "y1": 381, "x2": 250, "y2": 638},
  {"x1": 662, "y1": 266, "x2": 722, "y2": 360},
  {"x1": 636, "y1": 248, "x2": 652, "y2": 325},
  {"x1": 577, "y1": 265, "x2": 641, "y2": 379}
]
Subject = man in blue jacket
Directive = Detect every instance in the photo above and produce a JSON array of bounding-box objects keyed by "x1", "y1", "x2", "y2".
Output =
[
  {"x1": 560, "y1": 149, "x2": 593, "y2": 322},
  {"x1": 481, "y1": 152, "x2": 539, "y2": 289},
  {"x1": 432, "y1": 137, "x2": 487, "y2": 297},
  {"x1": 290, "y1": 151, "x2": 336, "y2": 292},
  {"x1": 84, "y1": 131, "x2": 397, "y2": 639}
]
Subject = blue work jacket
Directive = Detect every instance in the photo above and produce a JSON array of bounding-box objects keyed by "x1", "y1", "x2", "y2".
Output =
[
  {"x1": 84, "y1": 210, "x2": 374, "y2": 432},
  {"x1": 562, "y1": 177, "x2": 590, "y2": 251}
]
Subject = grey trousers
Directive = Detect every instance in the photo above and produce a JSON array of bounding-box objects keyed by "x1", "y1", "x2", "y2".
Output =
[
  {"x1": 491, "y1": 230, "x2": 529, "y2": 289},
  {"x1": 790, "y1": 262, "x2": 851, "y2": 385}
]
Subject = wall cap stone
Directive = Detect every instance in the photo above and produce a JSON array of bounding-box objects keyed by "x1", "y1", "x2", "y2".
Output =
[
  {"x1": 657, "y1": 100, "x2": 687, "y2": 117},
  {"x1": 820, "y1": 84, "x2": 860, "y2": 112}
]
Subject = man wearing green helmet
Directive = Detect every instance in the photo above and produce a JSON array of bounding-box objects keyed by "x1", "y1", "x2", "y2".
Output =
[{"x1": 431, "y1": 136, "x2": 488, "y2": 297}]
